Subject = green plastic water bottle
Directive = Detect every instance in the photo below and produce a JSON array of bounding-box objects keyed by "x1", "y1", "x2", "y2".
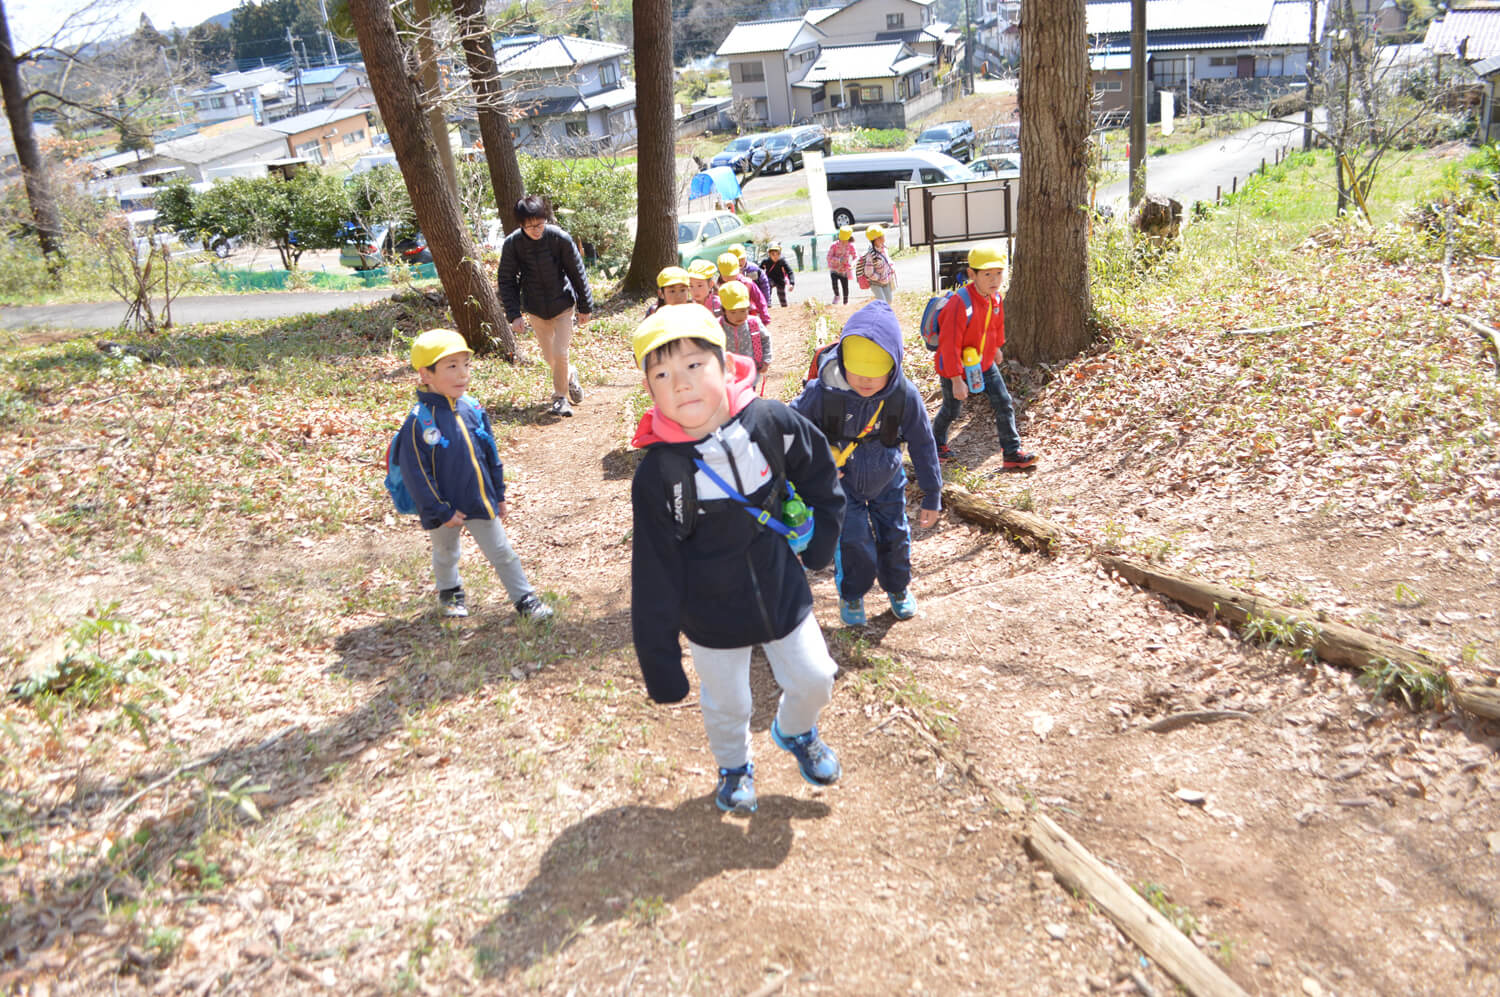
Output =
[{"x1": 783, "y1": 490, "x2": 813, "y2": 553}]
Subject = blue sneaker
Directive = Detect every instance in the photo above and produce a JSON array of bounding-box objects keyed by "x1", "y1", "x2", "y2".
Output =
[
  {"x1": 771, "y1": 718, "x2": 842, "y2": 787},
  {"x1": 889, "y1": 589, "x2": 917, "y2": 620},
  {"x1": 839, "y1": 597, "x2": 866, "y2": 626},
  {"x1": 715, "y1": 763, "x2": 757, "y2": 815}
]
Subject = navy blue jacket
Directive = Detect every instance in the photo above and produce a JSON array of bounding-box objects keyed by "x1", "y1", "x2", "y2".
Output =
[
  {"x1": 496, "y1": 223, "x2": 595, "y2": 321},
  {"x1": 394, "y1": 390, "x2": 507, "y2": 530},
  {"x1": 631, "y1": 387, "x2": 844, "y2": 704},
  {"x1": 791, "y1": 300, "x2": 943, "y2": 510}
]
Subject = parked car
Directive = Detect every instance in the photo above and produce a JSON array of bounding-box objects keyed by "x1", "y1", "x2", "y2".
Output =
[
  {"x1": 677, "y1": 210, "x2": 753, "y2": 267},
  {"x1": 823, "y1": 151, "x2": 973, "y2": 227},
  {"x1": 711, "y1": 132, "x2": 773, "y2": 172},
  {"x1": 750, "y1": 131, "x2": 802, "y2": 174},
  {"x1": 340, "y1": 223, "x2": 431, "y2": 270},
  {"x1": 912, "y1": 120, "x2": 976, "y2": 162},
  {"x1": 968, "y1": 153, "x2": 1021, "y2": 179},
  {"x1": 750, "y1": 124, "x2": 832, "y2": 174},
  {"x1": 978, "y1": 122, "x2": 1020, "y2": 155}
]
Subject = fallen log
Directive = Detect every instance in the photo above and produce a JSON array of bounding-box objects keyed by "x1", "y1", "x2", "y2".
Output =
[
  {"x1": 935, "y1": 482, "x2": 1062, "y2": 554},
  {"x1": 1026, "y1": 815, "x2": 1249, "y2": 997},
  {"x1": 1456, "y1": 314, "x2": 1500, "y2": 378},
  {"x1": 1095, "y1": 552, "x2": 1439, "y2": 675},
  {"x1": 1452, "y1": 684, "x2": 1500, "y2": 723},
  {"x1": 1145, "y1": 710, "x2": 1253, "y2": 733}
]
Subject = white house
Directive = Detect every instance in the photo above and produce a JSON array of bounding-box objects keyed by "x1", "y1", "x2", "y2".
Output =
[
  {"x1": 131, "y1": 126, "x2": 291, "y2": 182},
  {"x1": 184, "y1": 68, "x2": 292, "y2": 125},
  {"x1": 494, "y1": 35, "x2": 637, "y2": 154},
  {"x1": 716, "y1": 2, "x2": 948, "y2": 128},
  {"x1": 265, "y1": 107, "x2": 374, "y2": 166},
  {"x1": 292, "y1": 65, "x2": 369, "y2": 108}
]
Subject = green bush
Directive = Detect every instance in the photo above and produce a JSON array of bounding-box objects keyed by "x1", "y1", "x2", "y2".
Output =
[
  {"x1": 518, "y1": 156, "x2": 636, "y2": 270},
  {"x1": 832, "y1": 128, "x2": 910, "y2": 154}
]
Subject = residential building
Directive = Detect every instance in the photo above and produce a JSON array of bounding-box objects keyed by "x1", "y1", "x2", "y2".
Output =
[
  {"x1": 265, "y1": 108, "x2": 374, "y2": 166},
  {"x1": 1085, "y1": 0, "x2": 1328, "y2": 118},
  {"x1": 184, "y1": 68, "x2": 293, "y2": 125},
  {"x1": 129, "y1": 125, "x2": 290, "y2": 182},
  {"x1": 294, "y1": 65, "x2": 369, "y2": 108},
  {"x1": 715, "y1": 0, "x2": 949, "y2": 129},
  {"x1": 1422, "y1": 3, "x2": 1500, "y2": 65},
  {"x1": 492, "y1": 35, "x2": 637, "y2": 154},
  {"x1": 793, "y1": 41, "x2": 938, "y2": 128}
]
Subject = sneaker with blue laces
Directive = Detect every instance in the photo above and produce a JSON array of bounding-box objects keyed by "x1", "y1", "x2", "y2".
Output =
[
  {"x1": 889, "y1": 589, "x2": 917, "y2": 620},
  {"x1": 839, "y1": 596, "x2": 865, "y2": 626},
  {"x1": 771, "y1": 718, "x2": 842, "y2": 787},
  {"x1": 715, "y1": 763, "x2": 757, "y2": 815}
]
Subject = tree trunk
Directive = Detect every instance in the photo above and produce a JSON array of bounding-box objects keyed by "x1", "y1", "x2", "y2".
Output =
[
  {"x1": 453, "y1": 0, "x2": 525, "y2": 232},
  {"x1": 0, "y1": 0, "x2": 63, "y2": 262},
  {"x1": 348, "y1": 0, "x2": 514, "y2": 359},
  {"x1": 1007, "y1": 0, "x2": 1092, "y2": 365},
  {"x1": 411, "y1": 0, "x2": 457, "y2": 197},
  {"x1": 621, "y1": 0, "x2": 678, "y2": 297}
]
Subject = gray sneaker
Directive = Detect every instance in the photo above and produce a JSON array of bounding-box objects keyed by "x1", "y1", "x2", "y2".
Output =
[
  {"x1": 438, "y1": 586, "x2": 468, "y2": 618},
  {"x1": 549, "y1": 395, "x2": 573, "y2": 417},
  {"x1": 515, "y1": 593, "x2": 554, "y2": 622},
  {"x1": 566, "y1": 371, "x2": 584, "y2": 404}
]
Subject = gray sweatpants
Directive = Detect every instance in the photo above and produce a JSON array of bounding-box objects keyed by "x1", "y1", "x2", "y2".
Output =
[
  {"x1": 686, "y1": 612, "x2": 837, "y2": 770},
  {"x1": 428, "y1": 517, "x2": 534, "y2": 603}
]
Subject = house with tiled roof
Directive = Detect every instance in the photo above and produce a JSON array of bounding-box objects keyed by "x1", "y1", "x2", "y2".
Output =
[
  {"x1": 1422, "y1": 2, "x2": 1500, "y2": 65},
  {"x1": 1084, "y1": 0, "x2": 1328, "y2": 117},
  {"x1": 715, "y1": 2, "x2": 946, "y2": 128},
  {"x1": 184, "y1": 68, "x2": 294, "y2": 125},
  {"x1": 492, "y1": 35, "x2": 637, "y2": 154}
]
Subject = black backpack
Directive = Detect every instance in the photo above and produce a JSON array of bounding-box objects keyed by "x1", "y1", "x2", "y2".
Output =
[{"x1": 816, "y1": 382, "x2": 906, "y2": 451}]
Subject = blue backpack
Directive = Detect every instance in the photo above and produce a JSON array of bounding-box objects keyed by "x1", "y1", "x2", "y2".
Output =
[
  {"x1": 918, "y1": 283, "x2": 974, "y2": 352},
  {"x1": 384, "y1": 403, "x2": 443, "y2": 515}
]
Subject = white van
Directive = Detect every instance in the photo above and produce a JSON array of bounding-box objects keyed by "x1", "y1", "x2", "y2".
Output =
[{"x1": 824, "y1": 151, "x2": 973, "y2": 227}]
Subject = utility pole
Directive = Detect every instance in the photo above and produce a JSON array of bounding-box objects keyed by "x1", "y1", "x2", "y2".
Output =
[
  {"x1": 964, "y1": 0, "x2": 975, "y2": 94},
  {"x1": 287, "y1": 26, "x2": 305, "y2": 112},
  {"x1": 1128, "y1": 0, "x2": 1146, "y2": 210},
  {"x1": 591, "y1": 0, "x2": 603, "y2": 41},
  {"x1": 1303, "y1": 0, "x2": 1319, "y2": 151},
  {"x1": 317, "y1": 0, "x2": 340, "y2": 64}
]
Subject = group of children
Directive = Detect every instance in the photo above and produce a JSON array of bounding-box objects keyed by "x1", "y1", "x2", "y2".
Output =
[
  {"x1": 392, "y1": 235, "x2": 1033, "y2": 816},
  {"x1": 825, "y1": 225, "x2": 895, "y2": 305}
]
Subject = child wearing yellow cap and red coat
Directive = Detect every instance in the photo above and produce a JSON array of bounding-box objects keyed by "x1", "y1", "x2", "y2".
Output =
[
  {"x1": 825, "y1": 226, "x2": 857, "y2": 304},
  {"x1": 932, "y1": 245, "x2": 1038, "y2": 471},
  {"x1": 644, "y1": 266, "x2": 692, "y2": 319},
  {"x1": 791, "y1": 300, "x2": 942, "y2": 626},
  {"x1": 395, "y1": 329, "x2": 553, "y2": 621},
  {"x1": 628, "y1": 304, "x2": 846, "y2": 815}
]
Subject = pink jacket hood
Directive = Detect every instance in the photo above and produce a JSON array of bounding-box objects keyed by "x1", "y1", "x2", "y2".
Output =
[{"x1": 631, "y1": 351, "x2": 760, "y2": 447}]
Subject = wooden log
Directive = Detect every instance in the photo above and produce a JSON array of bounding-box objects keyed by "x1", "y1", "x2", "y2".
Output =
[
  {"x1": 1027, "y1": 815, "x2": 1249, "y2": 997},
  {"x1": 938, "y1": 483, "x2": 1062, "y2": 554},
  {"x1": 1095, "y1": 552, "x2": 1441, "y2": 674},
  {"x1": 1453, "y1": 684, "x2": 1500, "y2": 723},
  {"x1": 1456, "y1": 314, "x2": 1500, "y2": 378},
  {"x1": 1221, "y1": 320, "x2": 1321, "y2": 337}
]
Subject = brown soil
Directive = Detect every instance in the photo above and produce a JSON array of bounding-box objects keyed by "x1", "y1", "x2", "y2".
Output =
[{"x1": 3, "y1": 286, "x2": 1498, "y2": 996}]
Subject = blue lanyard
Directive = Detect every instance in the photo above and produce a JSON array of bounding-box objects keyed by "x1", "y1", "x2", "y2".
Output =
[{"x1": 692, "y1": 458, "x2": 808, "y2": 542}]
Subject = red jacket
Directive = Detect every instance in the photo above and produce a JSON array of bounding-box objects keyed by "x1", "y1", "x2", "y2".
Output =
[{"x1": 935, "y1": 287, "x2": 1004, "y2": 379}]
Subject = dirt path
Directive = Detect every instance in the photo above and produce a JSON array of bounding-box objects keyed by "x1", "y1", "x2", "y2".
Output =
[{"x1": 4, "y1": 293, "x2": 1496, "y2": 996}]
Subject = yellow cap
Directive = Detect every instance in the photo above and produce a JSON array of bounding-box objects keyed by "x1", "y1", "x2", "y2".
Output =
[
  {"x1": 657, "y1": 266, "x2": 690, "y2": 288},
  {"x1": 768, "y1": 242, "x2": 782, "y2": 252},
  {"x1": 716, "y1": 252, "x2": 741, "y2": 278},
  {"x1": 687, "y1": 258, "x2": 718, "y2": 280},
  {"x1": 968, "y1": 245, "x2": 1006, "y2": 271},
  {"x1": 838, "y1": 226, "x2": 853, "y2": 242},
  {"x1": 728, "y1": 244, "x2": 747, "y2": 261},
  {"x1": 865, "y1": 223, "x2": 885, "y2": 241},
  {"x1": 411, "y1": 328, "x2": 470, "y2": 369},
  {"x1": 632, "y1": 304, "x2": 725, "y2": 368},
  {"x1": 841, "y1": 335, "x2": 894, "y2": 378},
  {"x1": 717, "y1": 280, "x2": 750, "y2": 311}
]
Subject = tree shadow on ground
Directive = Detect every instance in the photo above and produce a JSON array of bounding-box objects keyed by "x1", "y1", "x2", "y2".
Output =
[
  {"x1": 0, "y1": 603, "x2": 631, "y2": 961},
  {"x1": 471, "y1": 794, "x2": 831, "y2": 980}
]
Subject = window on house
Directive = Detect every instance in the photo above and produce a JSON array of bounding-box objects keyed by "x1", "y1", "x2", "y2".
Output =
[
  {"x1": 1209, "y1": 56, "x2": 1235, "y2": 67},
  {"x1": 1094, "y1": 80, "x2": 1122, "y2": 92},
  {"x1": 887, "y1": 13, "x2": 904, "y2": 28},
  {"x1": 210, "y1": 96, "x2": 226, "y2": 109},
  {"x1": 600, "y1": 61, "x2": 619, "y2": 87},
  {"x1": 753, "y1": 97, "x2": 769, "y2": 120},
  {"x1": 732, "y1": 61, "x2": 765, "y2": 83},
  {"x1": 565, "y1": 120, "x2": 588, "y2": 137},
  {"x1": 861, "y1": 85, "x2": 883, "y2": 102},
  {"x1": 296, "y1": 141, "x2": 323, "y2": 165},
  {"x1": 1152, "y1": 58, "x2": 1186, "y2": 85},
  {"x1": 343, "y1": 129, "x2": 366, "y2": 145}
]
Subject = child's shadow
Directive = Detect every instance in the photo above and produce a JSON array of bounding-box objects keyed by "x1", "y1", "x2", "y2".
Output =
[{"x1": 472, "y1": 794, "x2": 830, "y2": 978}]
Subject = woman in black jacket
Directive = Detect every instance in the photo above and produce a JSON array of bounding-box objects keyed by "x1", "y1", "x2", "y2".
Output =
[{"x1": 496, "y1": 195, "x2": 596, "y2": 417}]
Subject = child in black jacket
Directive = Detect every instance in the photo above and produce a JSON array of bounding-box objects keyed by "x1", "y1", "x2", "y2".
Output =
[
  {"x1": 759, "y1": 243, "x2": 796, "y2": 307},
  {"x1": 629, "y1": 304, "x2": 846, "y2": 815}
]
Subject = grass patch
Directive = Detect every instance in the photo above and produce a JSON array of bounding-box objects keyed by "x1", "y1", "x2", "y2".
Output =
[{"x1": 1359, "y1": 657, "x2": 1450, "y2": 711}]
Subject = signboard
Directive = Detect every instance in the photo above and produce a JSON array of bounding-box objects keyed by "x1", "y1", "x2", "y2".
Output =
[
  {"x1": 1161, "y1": 90, "x2": 1175, "y2": 135},
  {"x1": 803, "y1": 151, "x2": 833, "y2": 235},
  {"x1": 903, "y1": 177, "x2": 1016, "y2": 246}
]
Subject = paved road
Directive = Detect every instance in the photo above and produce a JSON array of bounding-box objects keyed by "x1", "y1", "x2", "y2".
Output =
[{"x1": 0, "y1": 288, "x2": 399, "y2": 333}]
